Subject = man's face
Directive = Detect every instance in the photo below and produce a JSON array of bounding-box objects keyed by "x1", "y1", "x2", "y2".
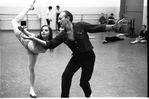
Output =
[
  {"x1": 58, "y1": 12, "x2": 69, "y2": 28},
  {"x1": 57, "y1": 7, "x2": 60, "y2": 10}
]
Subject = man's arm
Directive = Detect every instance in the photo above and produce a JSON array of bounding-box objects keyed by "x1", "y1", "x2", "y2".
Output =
[
  {"x1": 82, "y1": 18, "x2": 128, "y2": 33},
  {"x1": 105, "y1": 24, "x2": 115, "y2": 31},
  {"x1": 106, "y1": 18, "x2": 128, "y2": 31},
  {"x1": 23, "y1": 32, "x2": 64, "y2": 49}
]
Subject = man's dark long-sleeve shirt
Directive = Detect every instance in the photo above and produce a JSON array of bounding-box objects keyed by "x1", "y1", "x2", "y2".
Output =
[{"x1": 45, "y1": 22, "x2": 106, "y2": 54}]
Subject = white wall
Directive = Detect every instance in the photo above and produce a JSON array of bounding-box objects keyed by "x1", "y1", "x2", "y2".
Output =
[
  {"x1": 0, "y1": 0, "x2": 121, "y2": 30},
  {"x1": 143, "y1": 0, "x2": 147, "y2": 26},
  {"x1": 0, "y1": 0, "x2": 120, "y2": 7}
]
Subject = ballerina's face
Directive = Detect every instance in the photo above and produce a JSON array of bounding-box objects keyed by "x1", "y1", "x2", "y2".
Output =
[{"x1": 41, "y1": 26, "x2": 50, "y2": 38}]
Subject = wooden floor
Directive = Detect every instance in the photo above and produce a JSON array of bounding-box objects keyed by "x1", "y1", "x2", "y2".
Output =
[{"x1": 0, "y1": 30, "x2": 147, "y2": 98}]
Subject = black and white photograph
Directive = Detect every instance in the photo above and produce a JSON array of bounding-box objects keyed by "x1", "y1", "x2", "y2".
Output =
[{"x1": 0, "y1": 0, "x2": 147, "y2": 98}]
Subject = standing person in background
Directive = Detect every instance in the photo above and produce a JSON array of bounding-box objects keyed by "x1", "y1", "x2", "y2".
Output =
[
  {"x1": 46, "y1": 6, "x2": 52, "y2": 26},
  {"x1": 108, "y1": 13, "x2": 115, "y2": 24},
  {"x1": 56, "y1": 5, "x2": 61, "y2": 32}
]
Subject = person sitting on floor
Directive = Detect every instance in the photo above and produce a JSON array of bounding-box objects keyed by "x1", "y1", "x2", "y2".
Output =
[
  {"x1": 130, "y1": 25, "x2": 147, "y2": 44},
  {"x1": 99, "y1": 13, "x2": 107, "y2": 24},
  {"x1": 107, "y1": 13, "x2": 115, "y2": 25}
]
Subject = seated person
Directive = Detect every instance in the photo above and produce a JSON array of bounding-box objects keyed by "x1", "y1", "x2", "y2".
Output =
[
  {"x1": 107, "y1": 13, "x2": 115, "y2": 24},
  {"x1": 130, "y1": 25, "x2": 147, "y2": 44},
  {"x1": 99, "y1": 13, "x2": 107, "y2": 24},
  {"x1": 102, "y1": 33, "x2": 125, "y2": 43}
]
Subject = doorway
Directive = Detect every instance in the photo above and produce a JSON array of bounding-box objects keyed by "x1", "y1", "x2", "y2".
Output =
[{"x1": 120, "y1": 0, "x2": 144, "y2": 36}]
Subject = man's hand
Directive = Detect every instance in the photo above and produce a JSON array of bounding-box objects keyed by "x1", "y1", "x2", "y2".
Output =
[{"x1": 114, "y1": 18, "x2": 128, "y2": 29}]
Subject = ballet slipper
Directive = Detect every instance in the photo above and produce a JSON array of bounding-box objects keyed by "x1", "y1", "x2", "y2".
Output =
[
  {"x1": 32, "y1": 0, "x2": 36, "y2": 5},
  {"x1": 28, "y1": 0, "x2": 36, "y2": 10},
  {"x1": 29, "y1": 5, "x2": 35, "y2": 10},
  {"x1": 29, "y1": 94, "x2": 37, "y2": 98},
  {"x1": 89, "y1": 93, "x2": 93, "y2": 97},
  {"x1": 29, "y1": 88, "x2": 37, "y2": 98}
]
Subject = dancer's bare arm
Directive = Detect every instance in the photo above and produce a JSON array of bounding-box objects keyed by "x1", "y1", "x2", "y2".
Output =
[
  {"x1": 23, "y1": 36, "x2": 47, "y2": 47},
  {"x1": 18, "y1": 26, "x2": 35, "y2": 36}
]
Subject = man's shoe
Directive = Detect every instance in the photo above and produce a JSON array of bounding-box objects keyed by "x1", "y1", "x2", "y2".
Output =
[{"x1": 89, "y1": 93, "x2": 93, "y2": 98}]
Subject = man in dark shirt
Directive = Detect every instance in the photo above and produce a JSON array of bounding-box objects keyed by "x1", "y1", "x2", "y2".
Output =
[
  {"x1": 24, "y1": 10, "x2": 127, "y2": 97},
  {"x1": 45, "y1": 10, "x2": 127, "y2": 97}
]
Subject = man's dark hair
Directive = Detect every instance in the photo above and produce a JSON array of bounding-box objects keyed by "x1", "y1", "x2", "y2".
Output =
[
  {"x1": 56, "y1": 5, "x2": 60, "y2": 9},
  {"x1": 48, "y1": 6, "x2": 52, "y2": 10},
  {"x1": 62, "y1": 10, "x2": 73, "y2": 22},
  {"x1": 110, "y1": 13, "x2": 114, "y2": 16}
]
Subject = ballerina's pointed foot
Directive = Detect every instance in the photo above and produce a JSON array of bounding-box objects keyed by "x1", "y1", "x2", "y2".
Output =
[
  {"x1": 29, "y1": 87, "x2": 37, "y2": 98},
  {"x1": 29, "y1": 0, "x2": 36, "y2": 10},
  {"x1": 29, "y1": 93, "x2": 37, "y2": 98},
  {"x1": 29, "y1": 5, "x2": 35, "y2": 10}
]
